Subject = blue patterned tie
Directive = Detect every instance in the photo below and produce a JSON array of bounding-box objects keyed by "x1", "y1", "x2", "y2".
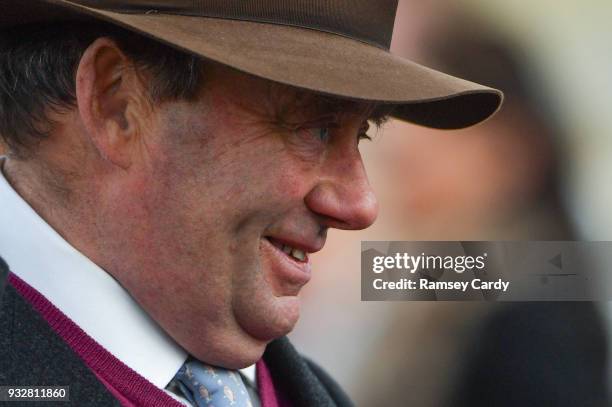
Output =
[{"x1": 173, "y1": 357, "x2": 253, "y2": 407}]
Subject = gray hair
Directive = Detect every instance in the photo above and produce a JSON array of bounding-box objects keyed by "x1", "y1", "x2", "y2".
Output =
[{"x1": 0, "y1": 21, "x2": 205, "y2": 157}]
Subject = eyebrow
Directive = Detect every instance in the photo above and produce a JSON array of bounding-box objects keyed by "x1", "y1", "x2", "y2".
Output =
[
  {"x1": 267, "y1": 81, "x2": 396, "y2": 128},
  {"x1": 366, "y1": 103, "x2": 396, "y2": 127},
  {"x1": 298, "y1": 93, "x2": 395, "y2": 127}
]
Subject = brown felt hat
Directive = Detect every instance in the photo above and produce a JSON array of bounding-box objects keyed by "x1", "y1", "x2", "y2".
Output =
[{"x1": 0, "y1": 0, "x2": 503, "y2": 129}]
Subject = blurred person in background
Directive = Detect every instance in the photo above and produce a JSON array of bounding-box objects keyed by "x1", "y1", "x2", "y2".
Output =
[
  {"x1": 291, "y1": 3, "x2": 609, "y2": 406},
  {"x1": 383, "y1": 13, "x2": 571, "y2": 241},
  {"x1": 357, "y1": 9, "x2": 609, "y2": 407}
]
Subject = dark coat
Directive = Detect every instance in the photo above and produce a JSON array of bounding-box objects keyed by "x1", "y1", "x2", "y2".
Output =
[{"x1": 447, "y1": 302, "x2": 610, "y2": 407}]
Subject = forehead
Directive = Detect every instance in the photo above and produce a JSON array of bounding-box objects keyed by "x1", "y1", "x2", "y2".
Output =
[{"x1": 202, "y1": 62, "x2": 393, "y2": 124}]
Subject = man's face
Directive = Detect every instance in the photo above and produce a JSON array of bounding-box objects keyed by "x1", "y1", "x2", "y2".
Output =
[{"x1": 111, "y1": 64, "x2": 379, "y2": 368}]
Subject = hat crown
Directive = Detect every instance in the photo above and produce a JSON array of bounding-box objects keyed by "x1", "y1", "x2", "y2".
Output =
[{"x1": 75, "y1": 0, "x2": 399, "y2": 49}]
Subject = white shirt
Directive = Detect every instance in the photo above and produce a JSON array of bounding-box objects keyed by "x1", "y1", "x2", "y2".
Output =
[{"x1": 0, "y1": 157, "x2": 256, "y2": 405}]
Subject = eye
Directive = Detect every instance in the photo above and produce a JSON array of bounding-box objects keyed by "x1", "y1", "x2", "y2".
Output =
[
  {"x1": 310, "y1": 127, "x2": 331, "y2": 142},
  {"x1": 296, "y1": 122, "x2": 337, "y2": 144}
]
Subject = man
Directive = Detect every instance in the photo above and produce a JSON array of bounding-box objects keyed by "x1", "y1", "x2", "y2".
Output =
[{"x1": 0, "y1": 1, "x2": 501, "y2": 406}]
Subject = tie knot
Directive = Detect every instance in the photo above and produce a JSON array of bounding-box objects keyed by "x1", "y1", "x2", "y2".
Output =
[{"x1": 173, "y1": 358, "x2": 253, "y2": 407}]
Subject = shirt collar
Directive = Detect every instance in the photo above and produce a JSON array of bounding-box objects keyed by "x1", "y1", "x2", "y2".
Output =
[{"x1": 0, "y1": 157, "x2": 255, "y2": 388}]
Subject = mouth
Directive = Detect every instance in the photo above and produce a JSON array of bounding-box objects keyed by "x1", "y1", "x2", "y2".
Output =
[
  {"x1": 260, "y1": 236, "x2": 313, "y2": 295},
  {"x1": 265, "y1": 237, "x2": 309, "y2": 263}
]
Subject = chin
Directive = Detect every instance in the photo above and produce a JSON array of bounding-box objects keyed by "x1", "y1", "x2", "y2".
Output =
[
  {"x1": 233, "y1": 295, "x2": 301, "y2": 342},
  {"x1": 180, "y1": 296, "x2": 300, "y2": 370}
]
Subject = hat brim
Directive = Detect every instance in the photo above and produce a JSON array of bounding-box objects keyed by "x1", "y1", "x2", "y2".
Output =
[{"x1": 2, "y1": 0, "x2": 503, "y2": 129}]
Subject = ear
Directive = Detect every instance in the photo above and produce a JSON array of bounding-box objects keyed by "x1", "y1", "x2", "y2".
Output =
[{"x1": 75, "y1": 37, "x2": 151, "y2": 169}]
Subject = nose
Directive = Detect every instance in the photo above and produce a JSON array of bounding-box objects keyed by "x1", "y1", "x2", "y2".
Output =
[{"x1": 304, "y1": 150, "x2": 379, "y2": 230}]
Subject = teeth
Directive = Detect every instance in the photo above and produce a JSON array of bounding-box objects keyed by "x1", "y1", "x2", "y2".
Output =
[
  {"x1": 291, "y1": 248, "x2": 306, "y2": 261},
  {"x1": 280, "y1": 244, "x2": 306, "y2": 261}
]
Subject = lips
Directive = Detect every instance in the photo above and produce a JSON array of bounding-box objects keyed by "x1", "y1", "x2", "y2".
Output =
[
  {"x1": 260, "y1": 237, "x2": 312, "y2": 296},
  {"x1": 266, "y1": 237, "x2": 308, "y2": 263}
]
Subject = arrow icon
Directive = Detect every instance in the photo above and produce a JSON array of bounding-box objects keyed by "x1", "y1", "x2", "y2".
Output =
[{"x1": 549, "y1": 253, "x2": 562, "y2": 270}]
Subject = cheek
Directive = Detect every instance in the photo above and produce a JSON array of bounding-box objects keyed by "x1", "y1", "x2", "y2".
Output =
[
  {"x1": 228, "y1": 147, "x2": 317, "y2": 209},
  {"x1": 273, "y1": 172, "x2": 306, "y2": 198},
  {"x1": 264, "y1": 146, "x2": 321, "y2": 199}
]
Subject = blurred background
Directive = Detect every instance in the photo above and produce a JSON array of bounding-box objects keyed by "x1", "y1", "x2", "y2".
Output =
[{"x1": 289, "y1": 0, "x2": 612, "y2": 405}]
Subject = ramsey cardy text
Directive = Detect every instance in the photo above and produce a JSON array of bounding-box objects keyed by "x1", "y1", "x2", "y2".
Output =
[{"x1": 373, "y1": 278, "x2": 510, "y2": 292}]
